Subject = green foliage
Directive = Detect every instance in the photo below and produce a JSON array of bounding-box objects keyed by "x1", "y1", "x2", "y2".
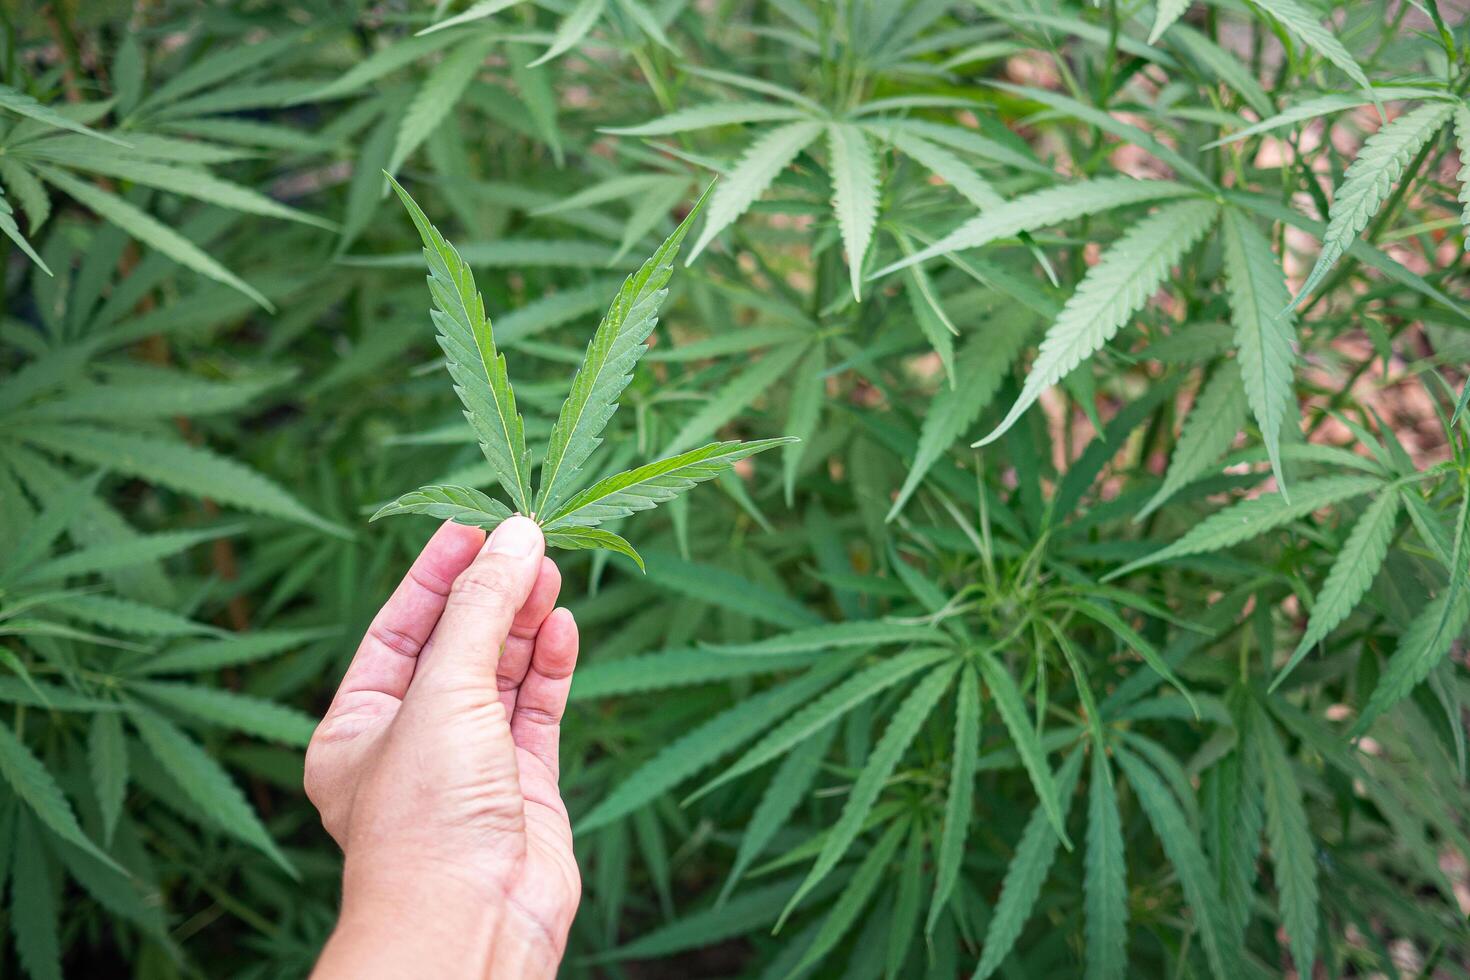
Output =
[{"x1": 2, "y1": 2, "x2": 1469, "y2": 977}]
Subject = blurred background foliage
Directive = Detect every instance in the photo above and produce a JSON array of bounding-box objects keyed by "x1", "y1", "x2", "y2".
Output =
[{"x1": 1, "y1": 0, "x2": 1470, "y2": 977}]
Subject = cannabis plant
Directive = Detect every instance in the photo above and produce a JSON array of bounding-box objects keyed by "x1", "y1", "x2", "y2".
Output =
[{"x1": 2, "y1": 2, "x2": 1470, "y2": 979}]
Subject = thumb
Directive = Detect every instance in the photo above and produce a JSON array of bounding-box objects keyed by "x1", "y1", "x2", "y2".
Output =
[{"x1": 410, "y1": 515, "x2": 545, "y2": 694}]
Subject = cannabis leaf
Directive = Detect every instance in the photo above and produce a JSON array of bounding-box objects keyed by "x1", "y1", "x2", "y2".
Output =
[
  {"x1": 1220, "y1": 206, "x2": 1297, "y2": 488},
  {"x1": 888, "y1": 311, "x2": 1033, "y2": 520},
  {"x1": 1251, "y1": 0, "x2": 1375, "y2": 101},
  {"x1": 975, "y1": 747, "x2": 1084, "y2": 979},
  {"x1": 1355, "y1": 493, "x2": 1470, "y2": 734},
  {"x1": 386, "y1": 174, "x2": 533, "y2": 512},
  {"x1": 130, "y1": 711, "x2": 294, "y2": 873},
  {"x1": 777, "y1": 661, "x2": 959, "y2": 928},
  {"x1": 1107, "y1": 475, "x2": 1384, "y2": 580},
  {"x1": 36, "y1": 168, "x2": 275, "y2": 309},
  {"x1": 577, "y1": 657, "x2": 855, "y2": 832},
  {"x1": 376, "y1": 177, "x2": 794, "y2": 569},
  {"x1": 826, "y1": 122, "x2": 880, "y2": 299},
  {"x1": 543, "y1": 439, "x2": 796, "y2": 530},
  {"x1": 1138, "y1": 362, "x2": 1249, "y2": 520},
  {"x1": 976, "y1": 198, "x2": 1220, "y2": 448},
  {"x1": 369, "y1": 485, "x2": 513, "y2": 528},
  {"x1": 718, "y1": 724, "x2": 836, "y2": 903},
  {"x1": 0, "y1": 84, "x2": 129, "y2": 146},
  {"x1": 88, "y1": 713, "x2": 126, "y2": 843},
  {"x1": 1148, "y1": 0, "x2": 1192, "y2": 43},
  {"x1": 1251, "y1": 699, "x2": 1320, "y2": 975},
  {"x1": 417, "y1": 0, "x2": 673, "y2": 65},
  {"x1": 1205, "y1": 730, "x2": 1265, "y2": 942},
  {"x1": 0, "y1": 722, "x2": 121, "y2": 874},
  {"x1": 610, "y1": 72, "x2": 1055, "y2": 302},
  {"x1": 1293, "y1": 102, "x2": 1454, "y2": 306},
  {"x1": 535, "y1": 182, "x2": 711, "y2": 516},
  {"x1": 387, "y1": 37, "x2": 497, "y2": 178},
  {"x1": 685, "y1": 646, "x2": 954, "y2": 802},
  {"x1": 978, "y1": 654, "x2": 1073, "y2": 849},
  {"x1": 0, "y1": 51, "x2": 335, "y2": 302},
  {"x1": 12, "y1": 814, "x2": 62, "y2": 980},
  {"x1": 1085, "y1": 752, "x2": 1128, "y2": 980},
  {"x1": 1456, "y1": 107, "x2": 1470, "y2": 246},
  {"x1": 687, "y1": 121, "x2": 824, "y2": 261},
  {"x1": 1273, "y1": 490, "x2": 1400, "y2": 689},
  {"x1": 872, "y1": 177, "x2": 1201, "y2": 277},
  {"x1": 1117, "y1": 747, "x2": 1243, "y2": 979},
  {"x1": 790, "y1": 818, "x2": 908, "y2": 974},
  {"x1": 928, "y1": 665, "x2": 981, "y2": 935}
]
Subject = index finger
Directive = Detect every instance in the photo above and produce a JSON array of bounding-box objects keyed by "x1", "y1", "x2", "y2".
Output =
[{"x1": 331, "y1": 520, "x2": 485, "y2": 705}]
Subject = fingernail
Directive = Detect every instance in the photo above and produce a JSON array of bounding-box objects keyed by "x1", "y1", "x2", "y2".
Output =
[{"x1": 487, "y1": 516, "x2": 541, "y2": 557}]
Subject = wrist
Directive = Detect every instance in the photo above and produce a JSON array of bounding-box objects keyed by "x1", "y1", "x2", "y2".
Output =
[
  {"x1": 316, "y1": 861, "x2": 506, "y2": 979},
  {"x1": 488, "y1": 922, "x2": 562, "y2": 980}
]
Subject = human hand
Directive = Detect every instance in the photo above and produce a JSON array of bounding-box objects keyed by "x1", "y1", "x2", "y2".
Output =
[{"x1": 305, "y1": 516, "x2": 580, "y2": 979}]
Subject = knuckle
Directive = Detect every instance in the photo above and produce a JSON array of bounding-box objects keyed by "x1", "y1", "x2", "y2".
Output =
[
  {"x1": 445, "y1": 692, "x2": 513, "y2": 729},
  {"x1": 367, "y1": 620, "x2": 419, "y2": 659},
  {"x1": 302, "y1": 753, "x2": 326, "y2": 807},
  {"x1": 407, "y1": 562, "x2": 454, "y2": 597},
  {"x1": 302, "y1": 748, "x2": 347, "y2": 846},
  {"x1": 451, "y1": 562, "x2": 520, "y2": 611},
  {"x1": 567, "y1": 866, "x2": 583, "y2": 907},
  {"x1": 515, "y1": 702, "x2": 561, "y2": 728}
]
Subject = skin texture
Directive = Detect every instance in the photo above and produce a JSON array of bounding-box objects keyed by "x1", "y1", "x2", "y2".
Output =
[{"x1": 306, "y1": 516, "x2": 581, "y2": 979}]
